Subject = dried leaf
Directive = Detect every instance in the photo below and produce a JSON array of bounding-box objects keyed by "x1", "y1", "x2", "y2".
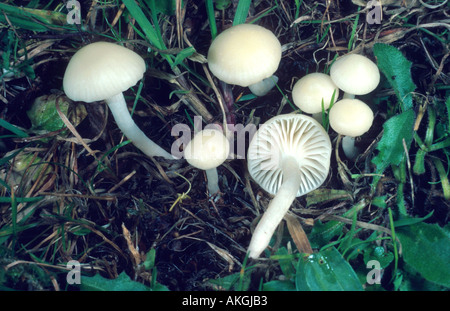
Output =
[{"x1": 284, "y1": 213, "x2": 313, "y2": 254}]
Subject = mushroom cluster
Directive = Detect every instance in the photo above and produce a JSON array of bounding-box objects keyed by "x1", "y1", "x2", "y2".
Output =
[
  {"x1": 328, "y1": 53, "x2": 379, "y2": 159},
  {"x1": 291, "y1": 54, "x2": 379, "y2": 159},
  {"x1": 61, "y1": 27, "x2": 381, "y2": 261}
]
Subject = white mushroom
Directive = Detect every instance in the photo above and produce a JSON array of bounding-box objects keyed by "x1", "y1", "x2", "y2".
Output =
[
  {"x1": 247, "y1": 114, "x2": 332, "y2": 258},
  {"x1": 207, "y1": 24, "x2": 282, "y2": 96},
  {"x1": 328, "y1": 98, "x2": 374, "y2": 160},
  {"x1": 184, "y1": 128, "x2": 230, "y2": 195},
  {"x1": 63, "y1": 41, "x2": 173, "y2": 160},
  {"x1": 292, "y1": 72, "x2": 339, "y2": 123},
  {"x1": 329, "y1": 53, "x2": 380, "y2": 98}
]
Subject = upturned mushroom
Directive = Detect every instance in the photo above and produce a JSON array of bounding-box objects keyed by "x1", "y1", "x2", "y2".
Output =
[
  {"x1": 292, "y1": 72, "x2": 339, "y2": 123},
  {"x1": 63, "y1": 41, "x2": 173, "y2": 160},
  {"x1": 329, "y1": 53, "x2": 380, "y2": 99},
  {"x1": 247, "y1": 114, "x2": 332, "y2": 258},
  {"x1": 328, "y1": 98, "x2": 374, "y2": 160},
  {"x1": 184, "y1": 128, "x2": 230, "y2": 195}
]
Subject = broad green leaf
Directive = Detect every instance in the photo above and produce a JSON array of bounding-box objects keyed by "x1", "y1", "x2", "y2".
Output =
[
  {"x1": 263, "y1": 280, "x2": 296, "y2": 291},
  {"x1": 371, "y1": 109, "x2": 415, "y2": 187},
  {"x1": 396, "y1": 222, "x2": 450, "y2": 288},
  {"x1": 27, "y1": 94, "x2": 86, "y2": 132},
  {"x1": 81, "y1": 272, "x2": 151, "y2": 291},
  {"x1": 373, "y1": 43, "x2": 416, "y2": 111},
  {"x1": 363, "y1": 245, "x2": 394, "y2": 269},
  {"x1": 295, "y1": 247, "x2": 363, "y2": 291},
  {"x1": 81, "y1": 271, "x2": 169, "y2": 291}
]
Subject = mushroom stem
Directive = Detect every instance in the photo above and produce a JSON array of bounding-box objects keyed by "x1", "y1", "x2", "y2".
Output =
[
  {"x1": 341, "y1": 135, "x2": 359, "y2": 160},
  {"x1": 343, "y1": 92, "x2": 355, "y2": 99},
  {"x1": 219, "y1": 80, "x2": 235, "y2": 124},
  {"x1": 310, "y1": 112, "x2": 324, "y2": 125},
  {"x1": 248, "y1": 75, "x2": 279, "y2": 97},
  {"x1": 205, "y1": 168, "x2": 220, "y2": 195},
  {"x1": 106, "y1": 93, "x2": 174, "y2": 160},
  {"x1": 248, "y1": 156, "x2": 302, "y2": 259}
]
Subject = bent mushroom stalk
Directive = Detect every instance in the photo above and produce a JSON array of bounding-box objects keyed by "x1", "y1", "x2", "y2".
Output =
[
  {"x1": 63, "y1": 41, "x2": 174, "y2": 160},
  {"x1": 247, "y1": 114, "x2": 332, "y2": 259}
]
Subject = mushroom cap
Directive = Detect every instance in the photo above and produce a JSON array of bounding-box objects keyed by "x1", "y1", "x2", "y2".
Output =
[
  {"x1": 247, "y1": 114, "x2": 331, "y2": 197},
  {"x1": 329, "y1": 54, "x2": 380, "y2": 95},
  {"x1": 329, "y1": 98, "x2": 374, "y2": 137},
  {"x1": 63, "y1": 42, "x2": 146, "y2": 103},
  {"x1": 184, "y1": 129, "x2": 230, "y2": 170},
  {"x1": 292, "y1": 73, "x2": 339, "y2": 114},
  {"x1": 207, "y1": 24, "x2": 282, "y2": 87}
]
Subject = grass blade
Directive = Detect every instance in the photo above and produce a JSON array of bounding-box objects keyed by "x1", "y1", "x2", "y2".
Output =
[
  {"x1": 0, "y1": 118, "x2": 28, "y2": 138},
  {"x1": 205, "y1": 0, "x2": 218, "y2": 39},
  {"x1": 233, "y1": 0, "x2": 251, "y2": 25}
]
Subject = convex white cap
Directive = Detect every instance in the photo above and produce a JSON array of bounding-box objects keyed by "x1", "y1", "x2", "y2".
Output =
[
  {"x1": 330, "y1": 54, "x2": 380, "y2": 96},
  {"x1": 63, "y1": 41, "x2": 146, "y2": 102},
  {"x1": 207, "y1": 24, "x2": 282, "y2": 87},
  {"x1": 184, "y1": 129, "x2": 230, "y2": 170},
  {"x1": 329, "y1": 98, "x2": 374, "y2": 137},
  {"x1": 292, "y1": 73, "x2": 339, "y2": 114},
  {"x1": 247, "y1": 114, "x2": 331, "y2": 197}
]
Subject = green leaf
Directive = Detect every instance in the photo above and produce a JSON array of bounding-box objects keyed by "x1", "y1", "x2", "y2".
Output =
[
  {"x1": 80, "y1": 272, "x2": 151, "y2": 291},
  {"x1": 363, "y1": 245, "x2": 394, "y2": 269},
  {"x1": 153, "y1": 0, "x2": 176, "y2": 16},
  {"x1": 373, "y1": 43, "x2": 416, "y2": 111},
  {"x1": 371, "y1": 109, "x2": 415, "y2": 187},
  {"x1": 0, "y1": 119, "x2": 28, "y2": 138},
  {"x1": 263, "y1": 280, "x2": 296, "y2": 291},
  {"x1": 26, "y1": 94, "x2": 87, "y2": 132},
  {"x1": 214, "y1": 0, "x2": 231, "y2": 10},
  {"x1": 27, "y1": 95, "x2": 68, "y2": 132},
  {"x1": 274, "y1": 247, "x2": 296, "y2": 279},
  {"x1": 122, "y1": 0, "x2": 166, "y2": 51},
  {"x1": 207, "y1": 271, "x2": 251, "y2": 291},
  {"x1": 232, "y1": 0, "x2": 251, "y2": 25},
  {"x1": 171, "y1": 46, "x2": 196, "y2": 68},
  {"x1": 393, "y1": 211, "x2": 434, "y2": 227},
  {"x1": 396, "y1": 222, "x2": 450, "y2": 288},
  {"x1": 306, "y1": 188, "x2": 352, "y2": 207},
  {"x1": 295, "y1": 247, "x2": 363, "y2": 291}
]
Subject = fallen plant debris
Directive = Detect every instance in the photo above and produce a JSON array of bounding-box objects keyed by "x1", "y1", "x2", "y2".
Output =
[{"x1": 0, "y1": 0, "x2": 449, "y2": 292}]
